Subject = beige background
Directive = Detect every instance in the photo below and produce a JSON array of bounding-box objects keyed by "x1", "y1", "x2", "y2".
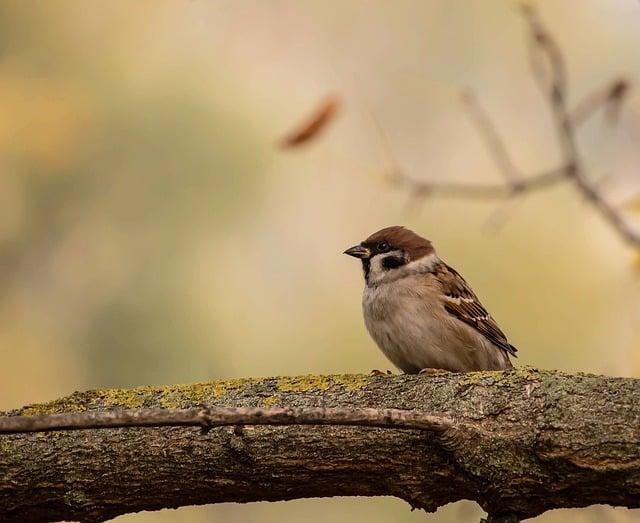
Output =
[{"x1": 0, "y1": 1, "x2": 639, "y2": 521}]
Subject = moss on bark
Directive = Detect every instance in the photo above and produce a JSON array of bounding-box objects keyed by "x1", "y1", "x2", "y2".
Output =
[{"x1": 1, "y1": 369, "x2": 639, "y2": 522}]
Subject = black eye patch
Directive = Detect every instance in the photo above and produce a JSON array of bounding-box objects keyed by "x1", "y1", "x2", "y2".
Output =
[{"x1": 382, "y1": 256, "x2": 406, "y2": 270}]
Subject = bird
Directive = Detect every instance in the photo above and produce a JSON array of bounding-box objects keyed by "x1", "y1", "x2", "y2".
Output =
[{"x1": 344, "y1": 226, "x2": 517, "y2": 373}]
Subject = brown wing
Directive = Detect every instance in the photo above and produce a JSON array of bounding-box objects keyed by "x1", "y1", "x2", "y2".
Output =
[{"x1": 435, "y1": 262, "x2": 517, "y2": 356}]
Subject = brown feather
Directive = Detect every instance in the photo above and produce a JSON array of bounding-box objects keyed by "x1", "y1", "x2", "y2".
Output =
[
  {"x1": 434, "y1": 261, "x2": 517, "y2": 356},
  {"x1": 362, "y1": 226, "x2": 434, "y2": 261}
]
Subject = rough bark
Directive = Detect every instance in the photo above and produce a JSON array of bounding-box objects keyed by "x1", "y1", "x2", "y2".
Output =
[{"x1": 0, "y1": 368, "x2": 639, "y2": 522}]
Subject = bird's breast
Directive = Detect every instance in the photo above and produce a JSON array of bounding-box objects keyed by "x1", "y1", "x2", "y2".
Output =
[
  {"x1": 362, "y1": 277, "x2": 439, "y2": 320},
  {"x1": 360, "y1": 276, "x2": 513, "y2": 373}
]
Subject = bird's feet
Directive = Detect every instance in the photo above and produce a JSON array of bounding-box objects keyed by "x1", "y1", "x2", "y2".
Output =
[
  {"x1": 370, "y1": 369, "x2": 394, "y2": 376},
  {"x1": 419, "y1": 368, "x2": 451, "y2": 377}
]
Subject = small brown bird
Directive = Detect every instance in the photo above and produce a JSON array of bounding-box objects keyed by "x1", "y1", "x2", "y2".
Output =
[{"x1": 344, "y1": 226, "x2": 516, "y2": 373}]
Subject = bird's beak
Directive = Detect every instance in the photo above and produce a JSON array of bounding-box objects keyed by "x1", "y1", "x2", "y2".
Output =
[{"x1": 343, "y1": 244, "x2": 371, "y2": 259}]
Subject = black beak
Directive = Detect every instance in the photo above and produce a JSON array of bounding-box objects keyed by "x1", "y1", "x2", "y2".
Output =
[{"x1": 343, "y1": 244, "x2": 371, "y2": 259}]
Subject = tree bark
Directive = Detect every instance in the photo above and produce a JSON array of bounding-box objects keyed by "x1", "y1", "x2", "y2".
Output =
[{"x1": 0, "y1": 369, "x2": 639, "y2": 522}]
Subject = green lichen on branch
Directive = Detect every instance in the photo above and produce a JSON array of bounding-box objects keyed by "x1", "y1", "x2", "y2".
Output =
[
  {"x1": 11, "y1": 374, "x2": 372, "y2": 416},
  {"x1": 458, "y1": 366, "x2": 556, "y2": 387},
  {"x1": 276, "y1": 374, "x2": 369, "y2": 393},
  {"x1": 63, "y1": 489, "x2": 89, "y2": 509}
]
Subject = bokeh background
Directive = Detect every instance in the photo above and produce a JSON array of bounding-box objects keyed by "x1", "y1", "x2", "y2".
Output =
[{"x1": 1, "y1": 0, "x2": 640, "y2": 521}]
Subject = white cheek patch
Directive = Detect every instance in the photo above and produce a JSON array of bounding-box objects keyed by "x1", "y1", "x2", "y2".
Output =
[
  {"x1": 367, "y1": 250, "x2": 403, "y2": 283},
  {"x1": 367, "y1": 251, "x2": 439, "y2": 286},
  {"x1": 404, "y1": 252, "x2": 438, "y2": 273}
]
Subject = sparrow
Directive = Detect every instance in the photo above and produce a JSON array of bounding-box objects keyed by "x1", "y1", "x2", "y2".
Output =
[{"x1": 344, "y1": 226, "x2": 517, "y2": 373}]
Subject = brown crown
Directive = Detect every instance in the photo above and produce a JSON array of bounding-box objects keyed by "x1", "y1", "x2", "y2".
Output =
[{"x1": 362, "y1": 226, "x2": 434, "y2": 261}]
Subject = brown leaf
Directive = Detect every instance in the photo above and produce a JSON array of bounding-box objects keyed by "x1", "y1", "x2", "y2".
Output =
[{"x1": 280, "y1": 94, "x2": 340, "y2": 149}]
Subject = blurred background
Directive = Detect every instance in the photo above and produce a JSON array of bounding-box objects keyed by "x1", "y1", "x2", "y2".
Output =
[{"x1": 1, "y1": 0, "x2": 640, "y2": 521}]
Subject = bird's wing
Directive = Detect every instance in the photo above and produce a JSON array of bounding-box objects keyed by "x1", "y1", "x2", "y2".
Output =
[{"x1": 433, "y1": 262, "x2": 517, "y2": 356}]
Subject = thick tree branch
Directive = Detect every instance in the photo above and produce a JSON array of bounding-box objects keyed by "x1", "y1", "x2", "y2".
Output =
[{"x1": 1, "y1": 370, "x2": 639, "y2": 522}]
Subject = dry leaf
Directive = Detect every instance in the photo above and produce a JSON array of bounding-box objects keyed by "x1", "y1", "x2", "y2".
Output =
[{"x1": 280, "y1": 94, "x2": 340, "y2": 149}]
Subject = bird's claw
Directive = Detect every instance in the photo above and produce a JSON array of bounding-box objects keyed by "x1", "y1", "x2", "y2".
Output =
[
  {"x1": 370, "y1": 369, "x2": 394, "y2": 376},
  {"x1": 418, "y1": 368, "x2": 451, "y2": 376}
]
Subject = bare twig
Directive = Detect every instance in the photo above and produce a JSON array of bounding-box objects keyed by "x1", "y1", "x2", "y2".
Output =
[
  {"x1": 524, "y1": 4, "x2": 567, "y2": 101},
  {"x1": 521, "y1": 5, "x2": 640, "y2": 246},
  {"x1": 570, "y1": 78, "x2": 630, "y2": 127},
  {"x1": 462, "y1": 90, "x2": 522, "y2": 183},
  {"x1": 362, "y1": 94, "x2": 405, "y2": 180},
  {"x1": 390, "y1": 87, "x2": 570, "y2": 199},
  {"x1": 391, "y1": 165, "x2": 567, "y2": 199},
  {"x1": 391, "y1": 5, "x2": 640, "y2": 248},
  {"x1": 0, "y1": 406, "x2": 454, "y2": 435}
]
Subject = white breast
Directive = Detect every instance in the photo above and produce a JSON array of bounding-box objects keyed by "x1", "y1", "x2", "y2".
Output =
[{"x1": 362, "y1": 273, "x2": 511, "y2": 373}]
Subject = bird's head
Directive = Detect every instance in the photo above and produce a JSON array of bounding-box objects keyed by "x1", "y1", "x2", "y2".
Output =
[{"x1": 344, "y1": 226, "x2": 436, "y2": 285}]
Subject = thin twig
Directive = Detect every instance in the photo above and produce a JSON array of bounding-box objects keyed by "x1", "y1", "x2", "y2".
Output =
[
  {"x1": 570, "y1": 78, "x2": 630, "y2": 127},
  {"x1": 0, "y1": 406, "x2": 455, "y2": 435},
  {"x1": 390, "y1": 5, "x2": 640, "y2": 248},
  {"x1": 521, "y1": 5, "x2": 640, "y2": 246},
  {"x1": 462, "y1": 90, "x2": 522, "y2": 183},
  {"x1": 524, "y1": 4, "x2": 567, "y2": 101},
  {"x1": 392, "y1": 166, "x2": 568, "y2": 199},
  {"x1": 392, "y1": 88, "x2": 571, "y2": 198},
  {"x1": 482, "y1": 196, "x2": 524, "y2": 234}
]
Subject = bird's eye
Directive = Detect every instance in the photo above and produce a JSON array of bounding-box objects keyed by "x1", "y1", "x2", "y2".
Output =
[{"x1": 377, "y1": 241, "x2": 389, "y2": 252}]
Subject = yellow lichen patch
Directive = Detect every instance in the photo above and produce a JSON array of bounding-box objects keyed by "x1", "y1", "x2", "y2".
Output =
[
  {"x1": 511, "y1": 366, "x2": 545, "y2": 381},
  {"x1": 459, "y1": 370, "x2": 506, "y2": 387},
  {"x1": 157, "y1": 378, "x2": 256, "y2": 408},
  {"x1": 208, "y1": 377, "x2": 255, "y2": 397},
  {"x1": 99, "y1": 386, "x2": 156, "y2": 409},
  {"x1": 276, "y1": 374, "x2": 370, "y2": 394},
  {"x1": 14, "y1": 379, "x2": 262, "y2": 415},
  {"x1": 330, "y1": 374, "x2": 369, "y2": 391},
  {"x1": 459, "y1": 366, "x2": 550, "y2": 388},
  {"x1": 262, "y1": 395, "x2": 279, "y2": 407},
  {"x1": 277, "y1": 375, "x2": 333, "y2": 393},
  {"x1": 158, "y1": 383, "x2": 216, "y2": 409},
  {"x1": 14, "y1": 375, "x2": 371, "y2": 416},
  {"x1": 19, "y1": 385, "x2": 160, "y2": 415},
  {"x1": 20, "y1": 391, "x2": 95, "y2": 416},
  {"x1": 0, "y1": 439, "x2": 12, "y2": 455}
]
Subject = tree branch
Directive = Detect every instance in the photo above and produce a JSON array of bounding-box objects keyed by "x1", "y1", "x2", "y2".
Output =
[
  {"x1": 570, "y1": 78, "x2": 629, "y2": 127},
  {"x1": 521, "y1": 5, "x2": 640, "y2": 246},
  {"x1": 391, "y1": 5, "x2": 640, "y2": 247},
  {"x1": 1, "y1": 370, "x2": 639, "y2": 522},
  {"x1": 0, "y1": 406, "x2": 454, "y2": 435}
]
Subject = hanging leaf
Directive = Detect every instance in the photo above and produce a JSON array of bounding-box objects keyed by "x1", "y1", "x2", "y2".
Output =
[{"x1": 280, "y1": 94, "x2": 340, "y2": 149}]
